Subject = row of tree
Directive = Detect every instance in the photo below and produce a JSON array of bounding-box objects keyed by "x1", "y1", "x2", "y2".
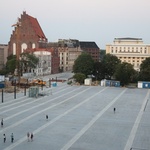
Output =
[{"x1": 72, "y1": 52, "x2": 150, "y2": 86}]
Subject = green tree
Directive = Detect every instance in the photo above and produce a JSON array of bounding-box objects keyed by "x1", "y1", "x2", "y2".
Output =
[
  {"x1": 138, "y1": 57, "x2": 150, "y2": 81},
  {"x1": 73, "y1": 73, "x2": 86, "y2": 84},
  {"x1": 5, "y1": 55, "x2": 17, "y2": 74},
  {"x1": 93, "y1": 61, "x2": 105, "y2": 80},
  {"x1": 102, "y1": 54, "x2": 121, "y2": 79},
  {"x1": 20, "y1": 53, "x2": 39, "y2": 74},
  {"x1": 73, "y1": 52, "x2": 94, "y2": 76},
  {"x1": 2, "y1": 53, "x2": 39, "y2": 76},
  {"x1": 114, "y1": 62, "x2": 135, "y2": 86},
  {"x1": 100, "y1": 49, "x2": 106, "y2": 61}
]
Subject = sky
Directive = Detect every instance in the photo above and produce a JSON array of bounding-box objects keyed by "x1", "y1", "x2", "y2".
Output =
[{"x1": 1, "y1": 0, "x2": 150, "y2": 49}]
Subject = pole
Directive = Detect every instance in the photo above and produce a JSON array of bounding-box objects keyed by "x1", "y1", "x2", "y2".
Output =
[
  {"x1": 14, "y1": 80, "x2": 16, "y2": 99},
  {"x1": 2, "y1": 89, "x2": 4, "y2": 103},
  {"x1": 24, "y1": 83, "x2": 26, "y2": 96},
  {"x1": 41, "y1": 80, "x2": 43, "y2": 90},
  {"x1": 49, "y1": 78, "x2": 51, "y2": 88}
]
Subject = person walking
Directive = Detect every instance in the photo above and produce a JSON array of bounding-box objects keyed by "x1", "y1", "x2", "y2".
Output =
[
  {"x1": 11, "y1": 133, "x2": 14, "y2": 143},
  {"x1": 1, "y1": 118, "x2": 3, "y2": 127},
  {"x1": 30, "y1": 133, "x2": 33, "y2": 141},
  {"x1": 3, "y1": 134, "x2": 6, "y2": 143},
  {"x1": 27, "y1": 132, "x2": 30, "y2": 142},
  {"x1": 114, "y1": 107, "x2": 116, "y2": 113},
  {"x1": 46, "y1": 115, "x2": 48, "y2": 120}
]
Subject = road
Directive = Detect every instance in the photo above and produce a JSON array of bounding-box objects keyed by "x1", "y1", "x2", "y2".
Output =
[{"x1": 0, "y1": 82, "x2": 150, "y2": 150}]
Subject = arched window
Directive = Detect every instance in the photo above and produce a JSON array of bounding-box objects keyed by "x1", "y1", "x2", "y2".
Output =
[
  {"x1": 32, "y1": 43, "x2": 36, "y2": 48},
  {"x1": 13, "y1": 43, "x2": 16, "y2": 55},
  {"x1": 21, "y1": 43, "x2": 27, "y2": 53}
]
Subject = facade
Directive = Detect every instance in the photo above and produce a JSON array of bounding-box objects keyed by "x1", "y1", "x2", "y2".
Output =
[
  {"x1": 24, "y1": 47, "x2": 60, "y2": 75},
  {"x1": 106, "y1": 38, "x2": 150, "y2": 71},
  {"x1": 79, "y1": 41, "x2": 100, "y2": 62},
  {"x1": 0, "y1": 44, "x2": 8, "y2": 70},
  {"x1": 8, "y1": 11, "x2": 47, "y2": 56},
  {"x1": 58, "y1": 39, "x2": 82, "y2": 72},
  {"x1": 8, "y1": 11, "x2": 60, "y2": 75}
]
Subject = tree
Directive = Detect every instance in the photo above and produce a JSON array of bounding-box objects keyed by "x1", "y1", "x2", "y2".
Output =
[
  {"x1": 114, "y1": 62, "x2": 136, "y2": 86},
  {"x1": 20, "y1": 53, "x2": 39, "y2": 74},
  {"x1": 2, "y1": 53, "x2": 39, "y2": 76},
  {"x1": 73, "y1": 73, "x2": 86, "y2": 84},
  {"x1": 102, "y1": 54, "x2": 121, "y2": 79},
  {"x1": 73, "y1": 52, "x2": 94, "y2": 76},
  {"x1": 138, "y1": 57, "x2": 150, "y2": 81},
  {"x1": 93, "y1": 61, "x2": 105, "y2": 80},
  {"x1": 5, "y1": 55, "x2": 17, "y2": 74}
]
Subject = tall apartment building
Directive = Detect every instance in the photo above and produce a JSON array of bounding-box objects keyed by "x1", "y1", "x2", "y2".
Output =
[
  {"x1": 106, "y1": 38, "x2": 150, "y2": 71},
  {"x1": 58, "y1": 39, "x2": 82, "y2": 72},
  {"x1": 0, "y1": 44, "x2": 8, "y2": 70}
]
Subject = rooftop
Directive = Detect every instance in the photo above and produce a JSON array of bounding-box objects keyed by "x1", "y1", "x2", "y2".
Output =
[
  {"x1": 79, "y1": 41, "x2": 99, "y2": 49},
  {"x1": 114, "y1": 37, "x2": 142, "y2": 41}
]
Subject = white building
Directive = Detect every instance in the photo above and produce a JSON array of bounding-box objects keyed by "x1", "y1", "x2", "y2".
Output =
[
  {"x1": 106, "y1": 38, "x2": 150, "y2": 71},
  {"x1": 33, "y1": 51, "x2": 51, "y2": 76}
]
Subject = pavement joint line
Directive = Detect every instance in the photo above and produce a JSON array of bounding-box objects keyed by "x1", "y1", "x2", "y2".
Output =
[
  {"x1": 61, "y1": 88, "x2": 127, "y2": 150},
  {"x1": 0, "y1": 85, "x2": 76, "y2": 114},
  {"x1": 0, "y1": 86, "x2": 90, "y2": 133},
  {"x1": 0, "y1": 96, "x2": 28, "y2": 107},
  {"x1": 0, "y1": 84, "x2": 68, "y2": 106},
  {"x1": 3, "y1": 87, "x2": 108, "y2": 150},
  {"x1": 0, "y1": 97, "x2": 32, "y2": 110},
  {"x1": 124, "y1": 89, "x2": 150, "y2": 150},
  {"x1": 3, "y1": 86, "x2": 84, "y2": 121}
]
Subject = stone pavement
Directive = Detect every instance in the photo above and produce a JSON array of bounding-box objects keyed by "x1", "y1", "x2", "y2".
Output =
[{"x1": 0, "y1": 83, "x2": 150, "y2": 150}]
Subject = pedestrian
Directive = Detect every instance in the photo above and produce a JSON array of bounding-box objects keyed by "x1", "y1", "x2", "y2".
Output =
[
  {"x1": 1, "y1": 118, "x2": 3, "y2": 127},
  {"x1": 11, "y1": 133, "x2": 14, "y2": 143},
  {"x1": 3, "y1": 134, "x2": 6, "y2": 143},
  {"x1": 46, "y1": 115, "x2": 48, "y2": 120},
  {"x1": 114, "y1": 107, "x2": 116, "y2": 113},
  {"x1": 30, "y1": 133, "x2": 33, "y2": 141},
  {"x1": 27, "y1": 132, "x2": 30, "y2": 142}
]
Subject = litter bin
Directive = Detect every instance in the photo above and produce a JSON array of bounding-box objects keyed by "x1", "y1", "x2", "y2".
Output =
[{"x1": 52, "y1": 82, "x2": 57, "y2": 87}]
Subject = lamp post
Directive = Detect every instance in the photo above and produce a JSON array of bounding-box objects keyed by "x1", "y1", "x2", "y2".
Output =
[
  {"x1": 14, "y1": 79, "x2": 16, "y2": 99},
  {"x1": 2, "y1": 89, "x2": 4, "y2": 103}
]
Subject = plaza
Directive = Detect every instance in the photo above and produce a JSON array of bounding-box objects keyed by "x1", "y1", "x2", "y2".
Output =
[{"x1": 0, "y1": 80, "x2": 150, "y2": 150}]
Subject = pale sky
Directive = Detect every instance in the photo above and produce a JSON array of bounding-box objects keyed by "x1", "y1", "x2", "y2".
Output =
[{"x1": 1, "y1": 0, "x2": 150, "y2": 49}]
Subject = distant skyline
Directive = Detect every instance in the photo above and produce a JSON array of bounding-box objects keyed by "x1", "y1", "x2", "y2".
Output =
[{"x1": 1, "y1": 0, "x2": 150, "y2": 49}]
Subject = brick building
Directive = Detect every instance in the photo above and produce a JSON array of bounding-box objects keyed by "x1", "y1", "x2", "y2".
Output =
[
  {"x1": 8, "y1": 11, "x2": 59, "y2": 74},
  {"x1": 79, "y1": 42, "x2": 100, "y2": 62},
  {"x1": 8, "y1": 11, "x2": 47, "y2": 56}
]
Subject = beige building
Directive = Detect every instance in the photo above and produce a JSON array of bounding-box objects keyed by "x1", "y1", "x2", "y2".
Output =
[
  {"x1": 0, "y1": 44, "x2": 8, "y2": 70},
  {"x1": 106, "y1": 38, "x2": 150, "y2": 71},
  {"x1": 58, "y1": 39, "x2": 82, "y2": 72}
]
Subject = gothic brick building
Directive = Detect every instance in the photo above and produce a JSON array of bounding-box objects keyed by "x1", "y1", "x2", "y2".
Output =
[
  {"x1": 8, "y1": 11, "x2": 59, "y2": 74},
  {"x1": 8, "y1": 11, "x2": 47, "y2": 56}
]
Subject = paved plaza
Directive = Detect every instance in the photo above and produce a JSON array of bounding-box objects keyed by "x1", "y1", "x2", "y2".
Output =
[{"x1": 0, "y1": 81, "x2": 150, "y2": 150}]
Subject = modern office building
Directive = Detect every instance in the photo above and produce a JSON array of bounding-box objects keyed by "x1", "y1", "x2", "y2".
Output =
[{"x1": 106, "y1": 38, "x2": 150, "y2": 71}]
